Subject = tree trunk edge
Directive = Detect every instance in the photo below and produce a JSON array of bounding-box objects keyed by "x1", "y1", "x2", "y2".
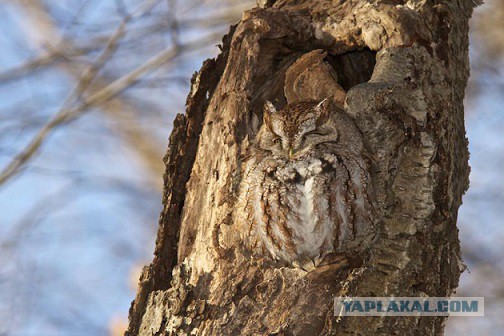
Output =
[{"x1": 125, "y1": 26, "x2": 236, "y2": 336}]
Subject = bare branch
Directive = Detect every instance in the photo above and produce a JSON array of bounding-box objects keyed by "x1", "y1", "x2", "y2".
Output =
[
  {"x1": 0, "y1": 31, "x2": 221, "y2": 187},
  {"x1": 0, "y1": 0, "x2": 234, "y2": 188}
]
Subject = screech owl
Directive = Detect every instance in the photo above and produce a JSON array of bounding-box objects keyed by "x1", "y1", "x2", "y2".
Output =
[{"x1": 236, "y1": 99, "x2": 375, "y2": 269}]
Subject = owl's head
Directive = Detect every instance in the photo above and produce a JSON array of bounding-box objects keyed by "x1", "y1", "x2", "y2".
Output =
[{"x1": 257, "y1": 99, "x2": 339, "y2": 160}]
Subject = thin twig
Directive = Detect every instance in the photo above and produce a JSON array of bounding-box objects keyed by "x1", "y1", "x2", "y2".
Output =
[
  {"x1": 0, "y1": 47, "x2": 94, "y2": 84},
  {"x1": 59, "y1": 20, "x2": 127, "y2": 110}
]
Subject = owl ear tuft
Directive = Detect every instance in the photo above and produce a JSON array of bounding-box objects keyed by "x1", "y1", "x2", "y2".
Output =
[
  {"x1": 263, "y1": 101, "x2": 277, "y2": 129},
  {"x1": 315, "y1": 97, "x2": 331, "y2": 125}
]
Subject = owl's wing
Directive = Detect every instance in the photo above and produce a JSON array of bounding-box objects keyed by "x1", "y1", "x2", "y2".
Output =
[
  {"x1": 325, "y1": 158, "x2": 353, "y2": 251},
  {"x1": 330, "y1": 153, "x2": 376, "y2": 252}
]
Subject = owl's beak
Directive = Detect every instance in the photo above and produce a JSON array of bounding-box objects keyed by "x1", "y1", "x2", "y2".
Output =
[{"x1": 288, "y1": 147, "x2": 294, "y2": 159}]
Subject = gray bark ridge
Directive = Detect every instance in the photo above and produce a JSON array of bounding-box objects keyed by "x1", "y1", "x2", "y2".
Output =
[{"x1": 127, "y1": 1, "x2": 474, "y2": 335}]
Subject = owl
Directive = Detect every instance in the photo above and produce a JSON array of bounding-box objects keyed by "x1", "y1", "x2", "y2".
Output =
[{"x1": 236, "y1": 99, "x2": 375, "y2": 269}]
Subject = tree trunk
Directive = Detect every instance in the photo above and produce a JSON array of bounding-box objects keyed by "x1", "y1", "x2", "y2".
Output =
[{"x1": 126, "y1": 0, "x2": 474, "y2": 335}]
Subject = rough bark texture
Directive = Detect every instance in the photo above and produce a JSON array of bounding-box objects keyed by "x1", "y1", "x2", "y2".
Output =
[{"x1": 127, "y1": 1, "x2": 474, "y2": 335}]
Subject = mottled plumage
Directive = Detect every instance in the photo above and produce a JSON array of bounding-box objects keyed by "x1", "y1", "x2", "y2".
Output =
[{"x1": 236, "y1": 99, "x2": 374, "y2": 268}]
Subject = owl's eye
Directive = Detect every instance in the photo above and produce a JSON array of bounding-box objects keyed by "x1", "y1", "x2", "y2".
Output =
[
  {"x1": 272, "y1": 137, "x2": 281, "y2": 144},
  {"x1": 306, "y1": 131, "x2": 325, "y2": 137}
]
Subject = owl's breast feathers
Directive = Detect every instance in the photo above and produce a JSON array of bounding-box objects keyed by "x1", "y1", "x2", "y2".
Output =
[{"x1": 239, "y1": 151, "x2": 363, "y2": 265}]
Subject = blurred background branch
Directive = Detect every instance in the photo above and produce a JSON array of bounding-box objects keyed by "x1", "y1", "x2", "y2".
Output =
[{"x1": 0, "y1": 0, "x2": 502, "y2": 335}]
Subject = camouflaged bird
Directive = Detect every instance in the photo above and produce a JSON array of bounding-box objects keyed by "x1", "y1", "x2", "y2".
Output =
[{"x1": 236, "y1": 99, "x2": 375, "y2": 269}]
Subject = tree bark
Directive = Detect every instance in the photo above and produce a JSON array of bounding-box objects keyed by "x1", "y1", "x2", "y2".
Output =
[{"x1": 127, "y1": 0, "x2": 474, "y2": 335}]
